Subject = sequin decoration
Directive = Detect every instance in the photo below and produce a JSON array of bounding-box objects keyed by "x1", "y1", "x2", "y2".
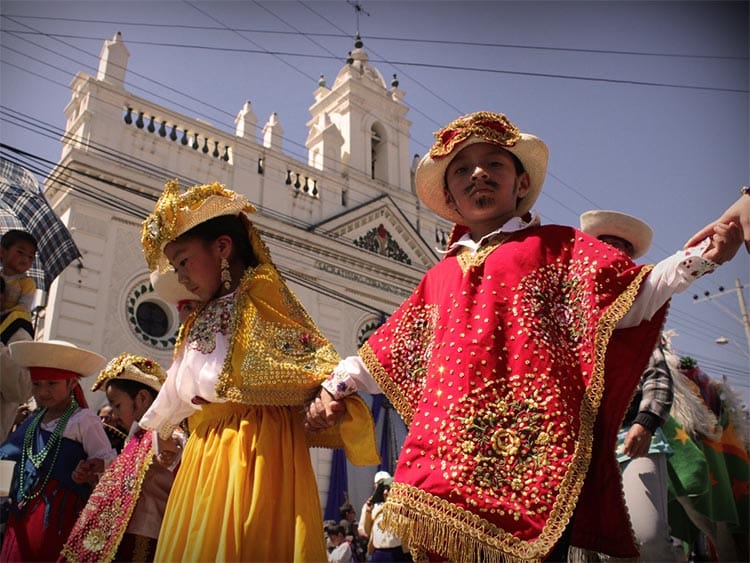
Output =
[
  {"x1": 188, "y1": 293, "x2": 234, "y2": 354},
  {"x1": 512, "y1": 259, "x2": 591, "y2": 368},
  {"x1": 437, "y1": 374, "x2": 571, "y2": 517}
]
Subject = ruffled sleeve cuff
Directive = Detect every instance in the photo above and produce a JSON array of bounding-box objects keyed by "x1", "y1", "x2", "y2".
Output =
[{"x1": 321, "y1": 361, "x2": 359, "y2": 400}]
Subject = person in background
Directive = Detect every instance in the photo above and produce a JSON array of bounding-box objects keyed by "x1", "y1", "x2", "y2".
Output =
[
  {"x1": 579, "y1": 209, "x2": 682, "y2": 561},
  {"x1": 306, "y1": 111, "x2": 742, "y2": 561},
  {"x1": 0, "y1": 229, "x2": 37, "y2": 345},
  {"x1": 137, "y1": 181, "x2": 378, "y2": 561},
  {"x1": 149, "y1": 268, "x2": 201, "y2": 326},
  {"x1": 339, "y1": 501, "x2": 366, "y2": 562},
  {"x1": 61, "y1": 353, "x2": 184, "y2": 562},
  {"x1": 97, "y1": 403, "x2": 127, "y2": 453},
  {"x1": 686, "y1": 187, "x2": 750, "y2": 252},
  {"x1": 0, "y1": 231, "x2": 36, "y2": 442},
  {"x1": 362, "y1": 477, "x2": 412, "y2": 561},
  {"x1": 0, "y1": 340, "x2": 115, "y2": 561},
  {"x1": 327, "y1": 523, "x2": 354, "y2": 563},
  {"x1": 358, "y1": 470, "x2": 392, "y2": 542}
]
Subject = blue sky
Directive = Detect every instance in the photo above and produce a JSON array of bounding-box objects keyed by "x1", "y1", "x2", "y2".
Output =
[{"x1": 1, "y1": 0, "x2": 748, "y2": 403}]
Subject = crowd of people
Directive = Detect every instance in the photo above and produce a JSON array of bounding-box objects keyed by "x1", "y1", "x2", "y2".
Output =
[{"x1": 0, "y1": 109, "x2": 747, "y2": 562}]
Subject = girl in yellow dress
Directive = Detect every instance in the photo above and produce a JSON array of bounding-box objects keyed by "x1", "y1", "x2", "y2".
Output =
[{"x1": 138, "y1": 181, "x2": 378, "y2": 561}]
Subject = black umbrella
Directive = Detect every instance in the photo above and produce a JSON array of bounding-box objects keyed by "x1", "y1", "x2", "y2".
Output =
[{"x1": 0, "y1": 158, "x2": 81, "y2": 291}]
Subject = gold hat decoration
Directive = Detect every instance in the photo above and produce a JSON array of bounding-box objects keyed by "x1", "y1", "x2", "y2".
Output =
[
  {"x1": 92, "y1": 353, "x2": 167, "y2": 393},
  {"x1": 142, "y1": 180, "x2": 257, "y2": 272},
  {"x1": 415, "y1": 111, "x2": 549, "y2": 224}
]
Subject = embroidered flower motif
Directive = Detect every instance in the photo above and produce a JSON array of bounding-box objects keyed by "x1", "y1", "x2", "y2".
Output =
[
  {"x1": 83, "y1": 529, "x2": 106, "y2": 552},
  {"x1": 188, "y1": 294, "x2": 234, "y2": 354}
]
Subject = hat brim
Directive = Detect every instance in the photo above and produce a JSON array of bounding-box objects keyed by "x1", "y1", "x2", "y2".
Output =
[
  {"x1": 415, "y1": 133, "x2": 549, "y2": 224},
  {"x1": 92, "y1": 365, "x2": 164, "y2": 393},
  {"x1": 150, "y1": 269, "x2": 199, "y2": 305},
  {"x1": 9, "y1": 341, "x2": 106, "y2": 377},
  {"x1": 579, "y1": 210, "x2": 653, "y2": 259}
]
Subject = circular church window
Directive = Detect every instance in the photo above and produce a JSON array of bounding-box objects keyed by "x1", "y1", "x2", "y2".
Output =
[
  {"x1": 126, "y1": 279, "x2": 179, "y2": 350},
  {"x1": 135, "y1": 301, "x2": 169, "y2": 338}
]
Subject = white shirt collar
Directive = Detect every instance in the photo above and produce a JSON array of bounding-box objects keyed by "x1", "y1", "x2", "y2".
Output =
[{"x1": 440, "y1": 212, "x2": 541, "y2": 255}]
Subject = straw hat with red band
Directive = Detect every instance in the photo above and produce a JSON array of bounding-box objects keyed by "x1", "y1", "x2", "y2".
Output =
[
  {"x1": 9, "y1": 340, "x2": 106, "y2": 408},
  {"x1": 415, "y1": 111, "x2": 549, "y2": 224},
  {"x1": 579, "y1": 210, "x2": 654, "y2": 260}
]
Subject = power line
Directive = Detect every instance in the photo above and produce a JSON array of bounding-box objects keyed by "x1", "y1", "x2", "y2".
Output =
[
  {"x1": 4, "y1": 14, "x2": 745, "y2": 60},
  {"x1": 2, "y1": 29, "x2": 745, "y2": 94}
]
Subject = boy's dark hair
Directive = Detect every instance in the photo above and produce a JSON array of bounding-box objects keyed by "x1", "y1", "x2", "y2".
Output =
[
  {"x1": 339, "y1": 502, "x2": 355, "y2": 519},
  {"x1": 105, "y1": 378, "x2": 158, "y2": 401},
  {"x1": 178, "y1": 215, "x2": 258, "y2": 269},
  {"x1": 326, "y1": 524, "x2": 346, "y2": 537},
  {"x1": 1, "y1": 229, "x2": 37, "y2": 250}
]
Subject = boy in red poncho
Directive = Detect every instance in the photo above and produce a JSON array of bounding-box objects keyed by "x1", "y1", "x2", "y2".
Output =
[{"x1": 306, "y1": 111, "x2": 741, "y2": 561}]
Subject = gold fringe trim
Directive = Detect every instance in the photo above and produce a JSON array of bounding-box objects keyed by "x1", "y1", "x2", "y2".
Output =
[
  {"x1": 360, "y1": 342, "x2": 415, "y2": 425},
  {"x1": 382, "y1": 483, "x2": 550, "y2": 561}
]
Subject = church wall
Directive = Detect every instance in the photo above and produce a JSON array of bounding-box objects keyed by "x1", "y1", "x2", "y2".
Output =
[{"x1": 41, "y1": 32, "x2": 451, "y2": 509}]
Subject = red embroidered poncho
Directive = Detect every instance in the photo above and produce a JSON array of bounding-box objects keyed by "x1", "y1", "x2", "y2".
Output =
[{"x1": 360, "y1": 225, "x2": 667, "y2": 561}]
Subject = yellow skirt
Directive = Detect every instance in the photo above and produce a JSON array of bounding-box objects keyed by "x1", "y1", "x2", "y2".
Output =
[{"x1": 154, "y1": 402, "x2": 327, "y2": 562}]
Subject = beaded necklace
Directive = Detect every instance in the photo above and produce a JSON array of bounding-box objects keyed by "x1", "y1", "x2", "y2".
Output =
[{"x1": 18, "y1": 397, "x2": 78, "y2": 502}]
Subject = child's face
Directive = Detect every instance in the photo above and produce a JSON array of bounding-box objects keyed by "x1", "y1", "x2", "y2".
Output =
[
  {"x1": 106, "y1": 384, "x2": 152, "y2": 429},
  {"x1": 31, "y1": 379, "x2": 76, "y2": 412},
  {"x1": 0, "y1": 240, "x2": 36, "y2": 276},
  {"x1": 165, "y1": 237, "x2": 224, "y2": 302},
  {"x1": 444, "y1": 143, "x2": 530, "y2": 239}
]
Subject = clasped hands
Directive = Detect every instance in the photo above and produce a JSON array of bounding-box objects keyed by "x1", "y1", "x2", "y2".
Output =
[{"x1": 304, "y1": 387, "x2": 346, "y2": 432}]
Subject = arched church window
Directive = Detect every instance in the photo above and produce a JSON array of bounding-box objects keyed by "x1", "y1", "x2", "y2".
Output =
[{"x1": 370, "y1": 123, "x2": 388, "y2": 183}]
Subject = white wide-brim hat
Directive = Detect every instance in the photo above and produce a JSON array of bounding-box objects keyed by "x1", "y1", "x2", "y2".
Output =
[
  {"x1": 149, "y1": 269, "x2": 199, "y2": 305},
  {"x1": 415, "y1": 111, "x2": 549, "y2": 224},
  {"x1": 579, "y1": 210, "x2": 653, "y2": 259},
  {"x1": 9, "y1": 340, "x2": 106, "y2": 377}
]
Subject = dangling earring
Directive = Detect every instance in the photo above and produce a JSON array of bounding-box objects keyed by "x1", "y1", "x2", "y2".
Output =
[{"x1": 220, "y1": 257, "x2": 232, "y2": 290}]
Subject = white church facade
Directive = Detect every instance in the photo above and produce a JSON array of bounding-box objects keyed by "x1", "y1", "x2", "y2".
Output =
[{"x1": 38, "y1": 32, "x2": 450, "y2": 506}]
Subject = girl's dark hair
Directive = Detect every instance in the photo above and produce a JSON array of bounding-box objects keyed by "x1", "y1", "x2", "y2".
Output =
[
  {"x1": 179, "y1": 215, "x2": 258, "y2": 268},
  {"x1": 106, "y1": 378, "x2": 158, "y2": 401}
]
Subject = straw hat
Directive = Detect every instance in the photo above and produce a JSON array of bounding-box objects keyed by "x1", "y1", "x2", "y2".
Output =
[
  {"x1": 9, "y1": 340, "x2": 106, "y2": 378},
  {"x1": 142, "y1": 180, "x2": 257, "y2": 272},
  {"x1": 415, "y1": 111, "x2": 549, "y2": 224},
  {"x1": 149, "y1": 269, "x2": 199, "y2": 305},
  {"x1": 91, "y1": 353, "x2": 167, "y2": 393},
  {"x1": 579, "y1": 210, "x2": 653, "y2": 259}
]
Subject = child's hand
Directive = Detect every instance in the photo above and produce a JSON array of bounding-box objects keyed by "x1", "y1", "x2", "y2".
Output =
[
  {"x1": 71, "y1": 458, "x2": 104, "y2": 485},
  {"x1": 304, "y1": 387, "x2": 346, "y2": 432},
  {"x1": 155, "y1": 435, "x2": 182, "y2": 469},
  {"x1": 702, "y1": 221, "x2": 742, "y2": 264}
]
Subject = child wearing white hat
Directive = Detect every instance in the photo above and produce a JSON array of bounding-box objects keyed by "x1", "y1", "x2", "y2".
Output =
[{"x1": 0, "y1": 340, "x2": 115, "y2": 561}]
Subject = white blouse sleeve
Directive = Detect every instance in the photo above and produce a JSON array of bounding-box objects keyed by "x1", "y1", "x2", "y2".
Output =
[
  {"x1": 618, "y1": 239, "x2": 719, "y2": 328},
  {"x1": 139, "y1": 359, "x2": 198, "y2": 434},
  {"x1": 322, "y1": 355, "x2": 382, "y2": 399},
  {"x1": 63, "y1": 409, "x2": 117, "y2": 465}
]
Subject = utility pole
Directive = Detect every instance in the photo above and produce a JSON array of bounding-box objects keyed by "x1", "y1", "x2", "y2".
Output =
[{"x1": 693, "y1": 278, "x2": 750, "y2": 354}]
